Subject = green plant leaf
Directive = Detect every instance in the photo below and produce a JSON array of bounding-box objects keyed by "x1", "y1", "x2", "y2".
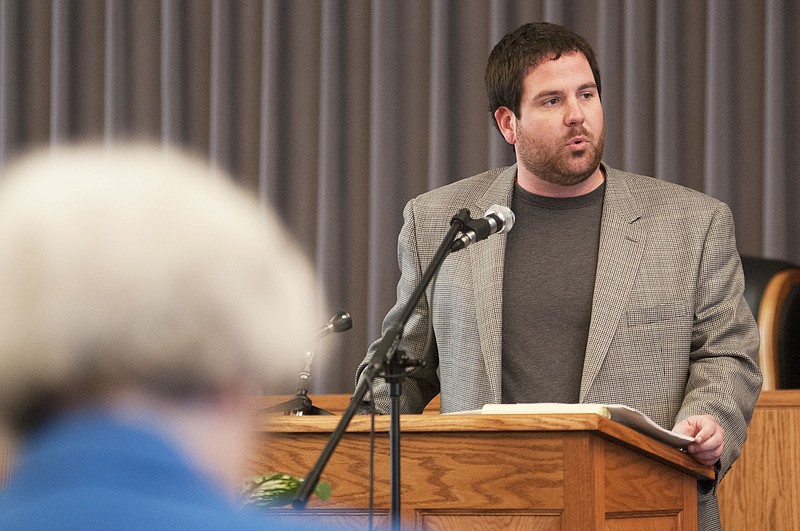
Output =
[
  {"x1": 240, "y1": 473, "x2": 331, "y2": 508},
  {"x1": 314, "y1": 481, "x2": 331, "y2": 501}
]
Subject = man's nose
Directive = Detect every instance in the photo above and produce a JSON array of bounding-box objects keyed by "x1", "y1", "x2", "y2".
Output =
[{"x1": 564, "y1": 97, "x2": 585, "y2": 127}]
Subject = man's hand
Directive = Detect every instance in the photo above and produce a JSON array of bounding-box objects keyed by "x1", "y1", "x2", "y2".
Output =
[{"x1": 672, "y1": 415, "x2": 725, "y2": 466}]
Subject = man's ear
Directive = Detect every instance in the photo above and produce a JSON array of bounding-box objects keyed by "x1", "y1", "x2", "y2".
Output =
[{"x1": 493, "y1": 106, "x2": 517, "y2": 145}]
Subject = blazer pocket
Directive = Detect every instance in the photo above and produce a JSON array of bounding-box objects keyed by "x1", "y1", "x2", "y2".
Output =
[{"x1": 626, "y1": 300, "x2": 689, "y2": 326}]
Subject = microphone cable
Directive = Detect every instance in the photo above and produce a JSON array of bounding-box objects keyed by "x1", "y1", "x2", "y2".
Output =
[
  {"x1": 367, "y1": 378, "x2": 376, "y2": 531},
  {"x1": 421, "y1": 247, "x2": 448, "y2": 363},
  {"x1": 364, "y1": 222, "x2": 455, "y2": 530}
]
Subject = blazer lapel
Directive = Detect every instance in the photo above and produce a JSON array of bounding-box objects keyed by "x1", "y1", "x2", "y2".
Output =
[
  {"x1": 470, "y1": 165, "x2": 517, "y2": 403},
  {"x1": 580, "y1": 168, "x2": 646, "y2": 401}
]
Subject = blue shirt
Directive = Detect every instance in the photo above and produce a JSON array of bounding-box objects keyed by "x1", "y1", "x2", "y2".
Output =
[{"x1": 0, "y1": 410, "x2": 312, "y2": 530}]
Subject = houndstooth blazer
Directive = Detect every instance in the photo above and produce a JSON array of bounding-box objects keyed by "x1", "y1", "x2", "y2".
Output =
[{"x1": 356, "y1": 164, "x2": 762, "y2": 530}]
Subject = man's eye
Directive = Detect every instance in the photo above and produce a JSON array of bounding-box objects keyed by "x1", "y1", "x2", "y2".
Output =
[
  {"x1": 544, "y1": 98, "x2": 559, "y2": 106},
  {"x1": 579, "y1": 92, "x2": 594, "y2": 100}
]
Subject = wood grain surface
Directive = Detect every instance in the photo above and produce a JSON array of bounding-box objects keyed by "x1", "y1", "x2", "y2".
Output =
[
  {"x1": 717, "y1": 389, "x2": 800, "y2": 531},
  {"x1": 251, "y1": 411, "x2": 705, "y2": 529}
]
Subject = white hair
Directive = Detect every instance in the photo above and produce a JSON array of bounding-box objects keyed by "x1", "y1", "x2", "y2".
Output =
[{"x1": 0, "y1": 144, "x2": 320, "y2": 433}]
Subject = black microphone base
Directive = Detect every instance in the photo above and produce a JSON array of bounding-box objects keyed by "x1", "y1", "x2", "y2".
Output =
[{"x1": 260, "y1": 394, "x2": 333, "y2": 416}]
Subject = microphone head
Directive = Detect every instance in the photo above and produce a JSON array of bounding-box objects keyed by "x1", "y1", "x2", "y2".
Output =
[
  {"x1": 486, "y1": 204, "x2": 515, "y2": 234},
  {"x1": 327, "y1": 310, "x2": 353, "y2": 333}
]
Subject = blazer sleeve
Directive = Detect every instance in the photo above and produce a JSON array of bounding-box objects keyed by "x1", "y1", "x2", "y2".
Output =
[
  {"x1": 674, "y1": 202, "x2": 762, "y2": 483},
  {"x1": 354, "y1": 198, "x2": 441, "y2": 414}
]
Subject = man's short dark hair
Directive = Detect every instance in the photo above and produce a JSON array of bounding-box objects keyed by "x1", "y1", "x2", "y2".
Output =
[{"x1": 486, "y1": 22, "x2": 602, "y2": 119}]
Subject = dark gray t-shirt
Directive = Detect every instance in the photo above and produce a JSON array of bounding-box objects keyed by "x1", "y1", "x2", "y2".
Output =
[{"x1": 501, "y1": 181, "x2": 605, "y2": 404}]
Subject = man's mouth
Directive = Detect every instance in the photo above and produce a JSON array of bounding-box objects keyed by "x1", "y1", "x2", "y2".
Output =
[{"x1": 567, "y1": 136, "x2": 590, "y2": 147}]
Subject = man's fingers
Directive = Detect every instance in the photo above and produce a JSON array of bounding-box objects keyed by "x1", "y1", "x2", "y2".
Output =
[
  {"x1": 674, "y1": 415, "x2": 724, "y2": 466},
  {"x1": 687, "y1": 446, "x2": 723, "y2": 466}
]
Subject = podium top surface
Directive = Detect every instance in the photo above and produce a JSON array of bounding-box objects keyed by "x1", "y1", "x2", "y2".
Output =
[{"x1": 257, "y1": 412, "x2": 714, "y2": 480}]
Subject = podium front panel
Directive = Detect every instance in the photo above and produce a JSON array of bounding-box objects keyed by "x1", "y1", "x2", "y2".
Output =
[{"x1": 249, "y1": 413, "x2": 702, "y2": 530}]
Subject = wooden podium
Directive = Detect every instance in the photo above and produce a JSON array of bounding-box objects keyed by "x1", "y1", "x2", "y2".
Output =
[
  {"x1": 4, "y1": 392, "x2": 798, "y2": 527},
  {"x1": 249, "y1": 410, "x2": 713, "y2": 530}
]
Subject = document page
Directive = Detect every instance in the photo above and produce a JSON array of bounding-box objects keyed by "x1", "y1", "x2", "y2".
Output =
[{"x1": 480, "y1": 402, "x2": 695, "y2": 448}]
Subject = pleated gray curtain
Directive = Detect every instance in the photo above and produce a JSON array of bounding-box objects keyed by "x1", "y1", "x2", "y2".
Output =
[{"x1": 1, "y1": 0, "x2": 798, "y2": 393}]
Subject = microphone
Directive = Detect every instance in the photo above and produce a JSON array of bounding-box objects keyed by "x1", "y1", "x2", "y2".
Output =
[
  {"x1": 262, "y1": 310, "x2": 352, "y2": 416},
  {"x1": 311, "y1": 310, "x2": 353, "y2": 342},
  {"x1": 451, "y1": 204, "x2": 515, "y2": 251}
]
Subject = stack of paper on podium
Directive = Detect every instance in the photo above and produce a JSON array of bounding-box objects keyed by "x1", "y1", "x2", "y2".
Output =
[{"x1": 480, "y1": 403, "x2": 694, "y2": 448}]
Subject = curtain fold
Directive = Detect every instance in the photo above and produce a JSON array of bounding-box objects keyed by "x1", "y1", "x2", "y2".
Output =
[
  {"x1": 763, "y1": 1, "x2": 800, "y2": 258},
  {"x1": 1, "y1": 0, "x2": 798, "y2": 393}
]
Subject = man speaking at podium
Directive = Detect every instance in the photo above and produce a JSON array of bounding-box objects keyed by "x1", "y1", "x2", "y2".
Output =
[{"x1": 356, "y1": 22, "x2": 761, "y2": 530}]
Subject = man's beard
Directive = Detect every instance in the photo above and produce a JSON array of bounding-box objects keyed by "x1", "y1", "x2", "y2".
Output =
[{"x1": 516, "y1": 125, "x2": 605, "y2": 187}]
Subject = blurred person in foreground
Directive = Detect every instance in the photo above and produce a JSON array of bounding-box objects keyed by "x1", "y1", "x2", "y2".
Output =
[{"x1": 0, "y1": 144, "x2": 320, "y2": 530}]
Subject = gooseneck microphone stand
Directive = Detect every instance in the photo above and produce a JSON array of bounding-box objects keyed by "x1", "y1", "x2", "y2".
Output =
[
  {"x1": 292, "y1": 209, "x2": 472, "y2": 530},
  {"x1": 264, "y1": 311, "x2": 353, "y2": 416}
]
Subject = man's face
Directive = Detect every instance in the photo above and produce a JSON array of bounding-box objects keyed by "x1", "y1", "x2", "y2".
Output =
[{"x1": 513, "y1": 52, "x2": 604, "y2": 187}]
